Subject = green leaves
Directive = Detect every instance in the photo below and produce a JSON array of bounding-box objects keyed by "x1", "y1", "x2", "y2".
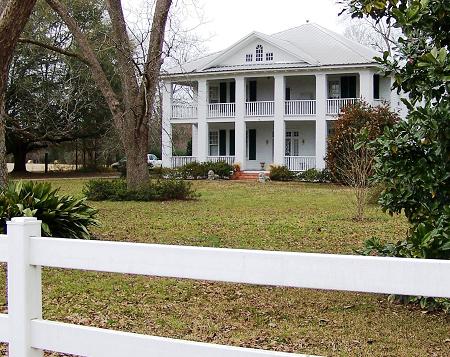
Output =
[{"x1": 0, "y1": 181, "x2": 98, "y2": 239}]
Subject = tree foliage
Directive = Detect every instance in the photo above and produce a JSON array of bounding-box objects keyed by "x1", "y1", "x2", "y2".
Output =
[{"x1": 341, "y1": 1, "x2": 450, "y2": 259}]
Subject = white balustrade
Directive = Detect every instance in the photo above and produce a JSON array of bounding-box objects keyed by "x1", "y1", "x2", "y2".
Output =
[
  {"x1": 207, "y1": 156, "x2": 236, "y2": 165},
  {"x1": 284, "y1": 156, "x2": 316, "y2": 172},
  {"x1": 171, "y1": 156, "x2": 197, "y2": 168},
  {"x1": 245, "y1": 101, "x2": 274, "y2": 117},
  {"x1": 171, "y1": 104, "x2": 198, "y2": 119},
  {"x1": 326, "y1": 98, "x2": 359, "y2": 115},
  {"x1": 284, "y1": 100, "x2": 316, "y2": 116},
  {"x1": 208, "y1": 103, "x2": 236, "y2": 118}
]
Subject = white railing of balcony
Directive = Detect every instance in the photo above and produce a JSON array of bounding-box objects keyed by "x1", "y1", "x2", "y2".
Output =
[
  {"x1": 208, "y1": 103, "x2": 236, "y2": 118},
  {"x1": 285, "y1": 100, "x2": 316, "y2": 116},
  {"x1": 284, "y1": 156, "x2": 316, "y2": 172},
  {"x1": 326, "y1": 98, "x2": 359, "y2": 115},
  {"x1": 245, "y1": 101, "x2": 274, "y2": 117},
  {"x1": 207, "y1": 156, "x2": 236, "y2": 165},
  {"x1": 171, "y1": 156, "x2": 197, "y2": 168},
  {"x1": 171, "y1": 104, "x2": 198, "y2": 119},
  {"x1": 374, "y1": 99, "x2": 390, "y2": 106}
]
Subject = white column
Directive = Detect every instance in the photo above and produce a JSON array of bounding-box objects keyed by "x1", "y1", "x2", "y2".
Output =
[
  {"x1": 161, "y1": 81, "x2": 173, "y2": 167},
  {"x1": 359, "y1": 69, "x2": 373, "y2": 105},
  {"x1": 8, "y1": 217, "x2": 43, "y2": 357},
  {"x1": 197, "y1": 78, "x2": 208, "y2": 162},
  {"x1": 191, "y1": 124, "x2": 198, "y2": 157},
  {"x1": 234, "y1": 76, "x2": 246, "y2": 170},
  {"x1": 273, "y1": 74, "x2": 285, "y2": 166},
  {"x1": 315, "y1": 73, "x2": 327, "y2": 170}
]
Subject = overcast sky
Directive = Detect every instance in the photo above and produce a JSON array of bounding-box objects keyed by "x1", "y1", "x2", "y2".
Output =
[
  {"x1": 195, "y1": 0, "x2": 344, "y2": 51},
  {"x1": 123, "y1": 0, "x2": 346, "y2": 53}
]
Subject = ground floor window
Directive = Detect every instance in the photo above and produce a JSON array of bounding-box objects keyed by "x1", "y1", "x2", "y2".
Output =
[
  {"x1": 285, "y1": 131, "x2": 300, "y2": 156},
  {"x1": 209, "y1": 131, "x2": 219, "y2": 156}
]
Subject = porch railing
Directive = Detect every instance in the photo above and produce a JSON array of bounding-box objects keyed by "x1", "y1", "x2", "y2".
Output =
[
  {"x1": 208, "y1": 103, "x2": 236, "y2": 118},
  {"x1": 284, "y1": 156, "x2": 316, "y2": 172},
  {"x1": 245, "y1": 101, "x2": 274, "y2": 117},
  {"x1": 171, "y1": 104, "x2": 198, "y2": 119},
  {"x1": 285, "y1": 100, "x2": 316, "y2": 116},
  {"x1": 374, "y1": 99, "x2": 390, "y2": 106},
  {"x1": 207, "y1": 156, "x2": 236, "y2": 165},
  {"x1": 326, "y1": 98, "x2": 358, "y2": 115},
  {"x1": 171, "y1": 156, "x2": 197, "y2": 168}
]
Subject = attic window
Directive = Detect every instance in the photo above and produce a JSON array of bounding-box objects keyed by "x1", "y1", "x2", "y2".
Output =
[
  {"x1": 266, "y1": 52, "x2": 273, "y2": 61},
  {"x1": 246, "y1": 54, "x2": 253, "y2": 62},
  {"x1": 256, "y1": 45, "x2": 263, "y2": 61}
]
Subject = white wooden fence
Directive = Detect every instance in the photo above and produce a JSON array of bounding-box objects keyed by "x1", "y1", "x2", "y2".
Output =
[
  {"x1": 284, "y1": 156, "x2": 316, "y2": 172},
  {"x1": 208, "y1": 103, "x2": 236, "y2": 118},
  {"x1": 207, "y1": 156, "x2": 236, "y2": 165},
  {"x1": 1, "y1": 217, "x2": 450, "y2": 357},
  {"x1": 326, "y1": 98, "x2": 358, "y2": 115},
  {"x1": 171, "y1": 104, "x2": 198, "y2": 119},
  {"x1": 170, "y1": 156, "x2": 197, "y2": 168}
]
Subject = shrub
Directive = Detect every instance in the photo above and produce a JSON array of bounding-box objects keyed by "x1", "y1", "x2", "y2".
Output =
[
  {"x1": 296, "y1": 168, "x2": 331, "y2": 183},
  {"x1": 177, "y1": 161, "x2": 234, "y2": 180},
  {"x1": 0, "y1": 181, "x2": 98, "y2": 239},
  {"x1": 325, "y1": 102, "x2": 399, "y2": 184},
  {"x1": 269, "y1": 165, "x2": 295, "y2": 181},
  {"x1": 207, "y1": 161, "x2": 234, "y2": 179},
  {"x1": 83, "y1": 179, "x2": 198, "y2": 201}
]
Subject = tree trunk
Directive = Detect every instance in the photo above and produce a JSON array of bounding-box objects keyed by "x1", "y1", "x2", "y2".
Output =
[
  {"x1": 11, "y1": 144, "x2": 27, "y2": 172},
  {"x1": 0, "y1": 0, "x2": 37, "y2": 187}
]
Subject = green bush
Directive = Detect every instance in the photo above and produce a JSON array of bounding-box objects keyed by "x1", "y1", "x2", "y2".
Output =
[
  {"x1": 269, "y1": 165, "x2": 295, "y2": 181},
  {"x1": 0, "y1": 181, "x2": 98, "y2": 239},
  {"x1": 177, "y1": 161, "x2": 234, "y2": 180},
  {"x1": 297, "y1": 168, "x2": 331, "y2": 183},
  {"x1": 83, "y1": 179, "x2": 198, "y2": 201}
]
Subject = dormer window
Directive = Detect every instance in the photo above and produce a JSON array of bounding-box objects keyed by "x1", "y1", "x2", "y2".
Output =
[
  {"x1": 246, "y1": 54, "x2": 253, "y2": 62},
  {"x1": 266, "y1": 52, "x2": 273, "y2": 61},
  {"x1": 256, "y1": 45, "x2": 263, "y2": 62}
]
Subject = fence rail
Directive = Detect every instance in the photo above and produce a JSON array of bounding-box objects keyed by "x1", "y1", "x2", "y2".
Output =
[
  {"x1": 171, "y1": 156, "x2": 197, "y2": 168},
  {"x1": 284, "y1": 156, "x2": 316, "y2": 172},
  {"x1": 245, "y1": 101, "x2": 274, "y2": 117},
  {"x1": 326, "y1": 98, "x2": 358, "y2": 115},
  {"x1": 1, "y1": 217, "x2": 450, "y2": 356},
  {"x1": 207, "y1": 156, "x2": 236, "y2": 165},
  {"x1": 208, "y1": 103, "x2": 236, "y2": 118},
  {"x1": 171, "y1": 104, "x2": 198, "y2": 119},
  {"x1": 284, "y1": 100, "x2": 316, "y2": 116}
]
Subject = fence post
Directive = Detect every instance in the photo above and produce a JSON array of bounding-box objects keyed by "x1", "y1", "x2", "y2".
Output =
[{"x1": 7, "y1": 217, "x2": 43, "y2": 357}]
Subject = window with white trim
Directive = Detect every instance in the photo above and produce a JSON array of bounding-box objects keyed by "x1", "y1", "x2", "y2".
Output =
[
  {"x1": 209, "y1": 131, "x2": 219, "y2": 156},
  {"x1": 256, "y1": 45, "x2": 263, "y2": 62},
  {"x1": 246, "y1": 54, "x2": 253, "y2": 62},
  {"x1": 266, "y1": 52, "x2": 273, "y2": 61}
]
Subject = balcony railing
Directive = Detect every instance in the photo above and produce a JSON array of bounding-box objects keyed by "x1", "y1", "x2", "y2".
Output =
[
  {"x1": 171, "y1": 156, "x2": 197, "y2": 168},
  {"x1": 208, "y1": 103, "x2": 235, "y2": 118},
  {"x1": 326, "y1": 98, "x2": 359, "y2": 115},
  {"x1": 171, "y1": 104, "x2": 198, "y2": 119},
  {"x1": 285, "y1": 100, "x2": 316, "y2": 116},
  {"x1": 207, "y1": 156, "x2": 236, "y2": 165},
  {"x1": 245, "y1": 101, "x2": 274, "y2": 117},
  {"x1": 284, "y1": 156, "x2": 316, "y2": 172}
]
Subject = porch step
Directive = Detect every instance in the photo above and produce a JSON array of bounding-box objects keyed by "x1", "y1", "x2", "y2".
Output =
[{"x1": 232, "y1": 171, "x2": 269, "y2": 181}]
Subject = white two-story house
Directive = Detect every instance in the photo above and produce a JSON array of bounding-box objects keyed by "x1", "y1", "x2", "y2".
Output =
[{"x1": 161, "y1": 23, "x2": 403, "y2": 171}]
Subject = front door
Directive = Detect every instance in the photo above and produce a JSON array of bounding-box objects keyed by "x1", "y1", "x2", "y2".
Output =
[
  {"x1": 248, "y1": 129, "x2": 256, "y2": 160},
  {"x1": 249, "y1": 80, "x2": 257, "y2": 102}
]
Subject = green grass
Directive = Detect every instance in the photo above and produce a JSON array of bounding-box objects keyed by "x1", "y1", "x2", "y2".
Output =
[{"x1": 1, "y1": 179, "x2": 449, "y2": 356}]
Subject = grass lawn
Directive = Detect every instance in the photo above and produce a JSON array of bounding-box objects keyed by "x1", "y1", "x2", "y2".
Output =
[{"x1": 1, "y1": 179, "x2": 449, "y2": 356}]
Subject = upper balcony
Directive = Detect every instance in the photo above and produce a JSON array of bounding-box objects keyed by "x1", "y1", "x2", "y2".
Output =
[{"x1": 167, "y1": 72, "x2": 391, "y2": 120}]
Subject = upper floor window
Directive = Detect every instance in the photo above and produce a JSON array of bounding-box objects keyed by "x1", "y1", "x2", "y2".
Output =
[
  {"x1": 256, "y1": 45, "x2": 263, "y2": 61},
  {"x1": 266, "y1": 52, "x2": 273, "y2": 61},
  {"x1": 246, "y1": 54, "x2": 253, "y2": 62}
]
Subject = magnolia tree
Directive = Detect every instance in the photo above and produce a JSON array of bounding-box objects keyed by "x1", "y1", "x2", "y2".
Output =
[{"x1": 341, "y1": 0, "x2": 450, "y2": 261}]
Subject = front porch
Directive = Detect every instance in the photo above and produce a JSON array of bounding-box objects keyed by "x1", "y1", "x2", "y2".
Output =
[{"x1": 168, "y1": 120, "x2": 321, "y2": 172}]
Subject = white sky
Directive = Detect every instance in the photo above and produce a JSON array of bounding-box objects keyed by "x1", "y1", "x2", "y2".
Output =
[
  {"x1": 196, "y1": 0, "x2": 344, "y2": 51},
  {"x1": 123, "y1": 0, "x2": 346, "y2": 53}
]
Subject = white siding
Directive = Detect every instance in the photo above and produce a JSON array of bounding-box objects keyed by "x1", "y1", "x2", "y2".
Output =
[
  {"x1": 285, "y1": 121, "x2": 316, "y2": 156},
  {"x1": 285, "y1": 76, "x2": 316, "y2": 100},
  {"x1": 246, "y1": 122, "x2": 273, "y2": 170}
]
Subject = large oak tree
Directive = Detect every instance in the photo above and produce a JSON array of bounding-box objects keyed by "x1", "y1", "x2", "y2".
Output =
[
  {"x1": 0, "y1": 0, "x2": 37, "y2": 186},
  {"x1": 46, "y1": 0, "x2": 173, "y2": 189}
]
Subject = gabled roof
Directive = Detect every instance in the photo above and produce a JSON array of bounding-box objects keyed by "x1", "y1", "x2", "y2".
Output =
[{"x1": 164, "y1": 23, "x2": 380, "y2": 76}]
